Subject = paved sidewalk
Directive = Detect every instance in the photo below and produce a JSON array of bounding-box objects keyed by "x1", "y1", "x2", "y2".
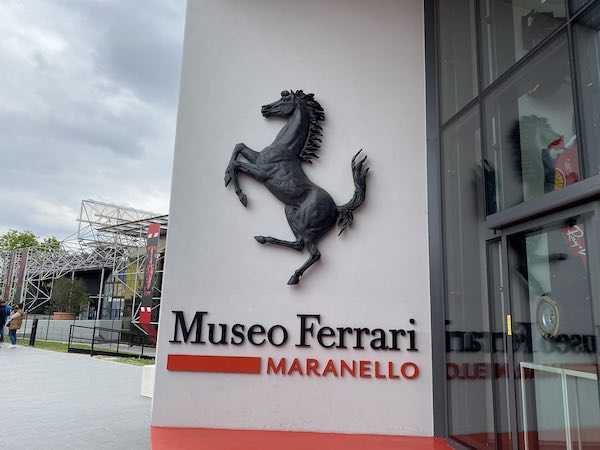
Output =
[{"x1": 1, "y1": 345, "x2": 151, "y2": 449}]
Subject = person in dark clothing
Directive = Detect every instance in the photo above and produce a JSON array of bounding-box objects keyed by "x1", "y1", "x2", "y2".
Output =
[
  {"x1": 0, "y1": 299, "x2": 7, "y2": 346},
  {"x1": 7, "y1": 303, "x2": 24, "y2": 348}
]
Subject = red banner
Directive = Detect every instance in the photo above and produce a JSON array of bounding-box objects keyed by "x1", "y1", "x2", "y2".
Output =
[
  {"x1": 14, "y1": 248, "x2": 29, "y2": 304},
  {"x1": 2, "y1": 251, "x2": 16, "y2": 302},
  {"x1": 140, "y1": 223, "x2": 160, "y2": 337}
]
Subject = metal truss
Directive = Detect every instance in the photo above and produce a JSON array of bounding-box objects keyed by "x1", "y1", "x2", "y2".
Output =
[{"x1": 0, "y1": 200, "x2": 167, "y2": 333}]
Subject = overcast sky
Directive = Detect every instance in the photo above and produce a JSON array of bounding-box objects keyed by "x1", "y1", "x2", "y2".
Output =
[{"x1": 0, "y1": 0, "x2": 186, "y2": 240}]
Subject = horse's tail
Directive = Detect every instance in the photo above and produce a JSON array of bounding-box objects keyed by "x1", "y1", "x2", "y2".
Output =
[{"x1": 337, "y1": 150, "x2": 369, "y2": 235}]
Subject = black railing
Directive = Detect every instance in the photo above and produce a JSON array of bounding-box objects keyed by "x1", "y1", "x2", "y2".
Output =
[{"x1": 67, "y1": 324, "x2": 155, "y2": 359}]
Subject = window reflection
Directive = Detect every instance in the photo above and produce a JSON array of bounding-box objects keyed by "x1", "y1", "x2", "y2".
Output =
[
  {"x1": 508, "y1": 217, "x2": 600, "y2": 449},
  {"x1": 573, "y1": 2, "x2": 600, "y2": 176},
  {"x1": 443, "y1": 108, "x2": 496, "y2": 449},
  {"x1": 484, "y1": 34, "x2": 579, "y2": 212},
  {"x1": 439, "y1": 0, "x2": 478, "y2": 122},
  {"x1": 571, "y1": 0, "x2": 590, "y2": 14},
  {"x1": 480, "y1": 0, "x2": 566, "y2": 86}
]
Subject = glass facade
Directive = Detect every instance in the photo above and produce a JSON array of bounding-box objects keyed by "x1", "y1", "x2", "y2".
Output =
[
  {"x1": 479, "y1": 0, "x2": 566, "y2": 86},
  {"x1": 484, "y1": 34, "x2": 578, "y2": 212},
  {"x1": 439, "y1": 0, "x2": 478, "y2": 121},
  {"x1": 435, "y1": 0, "x2": 600, "y2": 448},
  {"x1": 442, "y1": 107, "x2": 497, "y2": 448}
]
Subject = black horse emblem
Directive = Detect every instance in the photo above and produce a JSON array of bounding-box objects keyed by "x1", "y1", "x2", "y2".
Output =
[{"x1": 225, "y1": 90, "x2": 369, "y2": 285}]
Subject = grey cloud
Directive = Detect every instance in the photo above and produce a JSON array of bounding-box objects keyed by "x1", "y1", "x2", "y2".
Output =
[{"x1": 0, "y1": 0, "x2": 185, "y2": 239}]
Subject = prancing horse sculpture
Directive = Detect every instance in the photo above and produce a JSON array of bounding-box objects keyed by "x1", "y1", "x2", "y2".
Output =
[{"x1": 225, "y1": 90, "x2": 369, "y2": 285}]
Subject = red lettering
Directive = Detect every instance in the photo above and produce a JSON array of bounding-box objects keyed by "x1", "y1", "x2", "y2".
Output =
[
  {"x1": 389, "y1": 361, "x2": 400, "y2": 379},
  {"x1": 476, "y1": 363, "x2": 489, "y2": 379},
  {"x1": 374, "y1": 361, "x2": 386, "y2": 379},
  {"x1": 267, "y1": 357, "x2": 287, "y2": 375},
  {"x1": 495, "y1": 363, "x2": 507, "y2": 379},
  {"x1": 340, "y1": 360, "x2": 356, "y2": 377},
  {"x1": 446, "y1": 363, "x2": 459, "y2": 380},
  {"x1": 306, "y1": 358, "x2": 320, "y2": 376},
  {"x1": 287, "y1": 358, "x2": 304, "y2": 376},
  {"x1": 359, "y1": 360, "x2": 372, "y2": 378},
  {"x1": 401, "y1": 362, "x2": 419, "y2": 379},
  {"x1": 322, "y1": 359, "x2": 339, "y2": 377}
]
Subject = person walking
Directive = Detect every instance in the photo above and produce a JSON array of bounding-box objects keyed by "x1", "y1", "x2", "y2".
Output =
[
  {"x1": 7, "y1": 303, "x2": 24, "y2": 348},
  {"x1": 0, "y1": 299, "x2": 7, "y2": 346}
]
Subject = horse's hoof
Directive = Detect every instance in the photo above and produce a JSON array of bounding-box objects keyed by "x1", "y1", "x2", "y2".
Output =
[
  {"x1": 224, "y1": 173, "x2": 232, "y2": 187},
  {"x1": 239, "y1": 193, "x2": 248, "y2": 207},
  {"x1": 287, "y1": 274, "x2": 300, "y2": 285},
  {"x1": 254, "y1": 236, "x2": 266, "y2": 244}
]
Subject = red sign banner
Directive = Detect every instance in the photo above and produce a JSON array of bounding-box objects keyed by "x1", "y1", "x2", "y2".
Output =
[
  {"x1": 140, "y1": 223, "x2": 160, "y2": 336},
  {"x1": 2, "y1": 251, "x2": 16, "y2": 302},
  {"x1": 13, "y1": 248, "x2": 29, "y2": 304}
]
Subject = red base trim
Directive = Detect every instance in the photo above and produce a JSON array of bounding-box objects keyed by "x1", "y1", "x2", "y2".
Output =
[{"x1": 151, "y1": 427, "x2": 452, "y2": 450}]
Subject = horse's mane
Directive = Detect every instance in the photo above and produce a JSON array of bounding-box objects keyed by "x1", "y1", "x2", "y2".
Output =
[{"x1": 294, "y1": 90, "x2": 325, "y2": 163}]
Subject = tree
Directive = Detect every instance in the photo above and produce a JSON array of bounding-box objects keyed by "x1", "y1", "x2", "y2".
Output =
[
  {"x1": 0, "y1": 229, "x2": 60, "y2": 252},
  {"x1": 0, "y1": 230, "x2": 38, "y2": 251},
  {"x1": 40, "y1": 236, "x2": 61, "y2": 251},
  {"x1": 51, "y1": 277, "x2": 90, "y2": 314}
]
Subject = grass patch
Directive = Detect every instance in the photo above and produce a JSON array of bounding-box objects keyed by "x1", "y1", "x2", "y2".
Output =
[
  {"x1": 16, "y1": 338, "x2": 69, "y2": 353},
  {"x1": 15, "y1": 338, "x2": 154, "y2": 366},
  {"x1": 94, "y1": 356, "x2": 155, "y2": 366}
]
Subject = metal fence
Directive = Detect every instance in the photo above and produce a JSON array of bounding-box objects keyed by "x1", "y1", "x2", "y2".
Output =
[
  {"x1": 67, "y1": 324, "x2": 155, "y2": 358},
  {"x1": 19, "y1": 315, "x2": 124, "y2": 343}
]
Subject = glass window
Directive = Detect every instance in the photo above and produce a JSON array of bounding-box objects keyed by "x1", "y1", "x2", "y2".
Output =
[
  {"x1": 480, "y1": 0, "x2": 567, "y2": 86},
  {"x1": 508, "y1": 216, "x2": 600, "y2": 449},
  {"x1": 442, "y1": 107, "x2": 496, "y2": 449},
  {"x1": 573, "y1": 3, "x2": 600, "y2": 176},
  {"x1": 488, "y1": 241, "x2": 514, "y2": 450},
  {"x1": 571, "y1": 0, "x2": 591, "y2": 14},
  {"x1": 439, "y1": 0, "x2": 478, "y2": 122},
  {"x1": 484, "y1": 34, "x2": 578, "y2": 213}
]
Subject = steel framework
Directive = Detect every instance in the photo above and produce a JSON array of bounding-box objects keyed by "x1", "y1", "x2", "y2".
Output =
[{"x1": 0, "y1": 200, "x2": 167, "y2": 333}]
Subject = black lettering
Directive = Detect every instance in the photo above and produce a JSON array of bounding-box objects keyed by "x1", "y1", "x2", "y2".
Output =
[
  {"x1": 336, "y1": 327, "x2": 353, "y2": 349},
  {"x1": 554, "y1": 334, "x2": 569, "y2": 353},
  {"x1": 407, "y1": 328, "x2": 418, "y2": 351},
  {"x1": 570, "y1": 334, "x2": 582, "y2": 353},
  {"x1": 268, "y1": 325, "x2": 288, "y2": 347},
  {"x1": 353, "y1": 327, "x2": 370, "y2": 349},
  {"x1": 369, "y1": 328, "x2": 389, "y2": 350},
  {"x1": 231, "y1": 323, "x2": 245, "y2": 345},
  {"x1": 296, "y1": 314, "x2": 320, "y2": 348},
  {"x1": 453, "y1": 331, "x2": 466, "y2": 352},
  {"x1": 466, "y1": 332, "x2": 482, "y2": 352},
  {"x1": 390, "y1": 329, "x2": 405, "y2": 350},
  {"x1": 248, "y1": 324, "x2": 266, "y2": 345},
  {"x1": 169, "y1": 311, "x2": 206, "y2": 344},
  {"x1": 317, "y1": 326, "x2": 336, "y2": 348},
  {"x1": 583, "y1": 335, "x2": 597, "y2": 353},
  {"x1": 208, "y1": 323, "x2": 228, "y2": 345}
]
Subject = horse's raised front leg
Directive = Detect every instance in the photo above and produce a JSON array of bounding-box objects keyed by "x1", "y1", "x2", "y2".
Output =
[
  {"x1": 225, "y1": 143, "x2": 258, "y2": 186},
  {"x1": 287, "y1": 241, "x2": 320, "y2": 285},
  {"x1": 254, "y1": 236, "x2": 304, "y2": 251},
  {"x1": 224, "y1": 161, "x2": 267, "y2": 207}
]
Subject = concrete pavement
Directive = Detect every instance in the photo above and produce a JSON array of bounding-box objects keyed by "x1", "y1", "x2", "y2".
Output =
[{"x1": 1, "y1": 344, "x2": 151, "y2": 449}]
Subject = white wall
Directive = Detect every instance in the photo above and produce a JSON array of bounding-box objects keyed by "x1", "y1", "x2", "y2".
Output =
[{"x1": 152, "y1": 0, "x2": 432, "y2": 436}]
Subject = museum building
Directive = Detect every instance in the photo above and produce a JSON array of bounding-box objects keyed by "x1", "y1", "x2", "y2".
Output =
[{"x1": 151, "y1": 1, "x2": 600, "y2": 449}]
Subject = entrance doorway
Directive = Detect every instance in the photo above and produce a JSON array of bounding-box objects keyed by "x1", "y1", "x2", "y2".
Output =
[{"x1": 488, "y1": 204, "x2": 600, "y2": 449}]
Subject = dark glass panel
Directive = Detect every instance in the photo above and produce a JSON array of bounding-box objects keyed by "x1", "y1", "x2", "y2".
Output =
[
  {"x1": 488, "y1": 241, "x2": 514, "y2": 450},
  {"x1": 508, "y1": 216, "x2": 600, "y2": 449},
  {"x1": 571, "y1": 0, "x2": 591, "y2": 14},
  {"x1": 443, "y1": 107, "x2": 496, "y2": 449},
  {"x1": 484, "y1": 34, "x2": 578, "y2": 213},
  {"x1": 480, "y1": 0, "x2": 567, "y2": 86},
  {"x1": 439, "y1": 0, "x2": 478, "y2": 122},
  {"x1": 573, "y1": 2, "x2": 600, "y2": 176}
]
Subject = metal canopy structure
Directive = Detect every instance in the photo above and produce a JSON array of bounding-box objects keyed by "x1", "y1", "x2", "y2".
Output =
[{"x1": 0, "y1": 199, "x2": 167, "y2": 333}]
